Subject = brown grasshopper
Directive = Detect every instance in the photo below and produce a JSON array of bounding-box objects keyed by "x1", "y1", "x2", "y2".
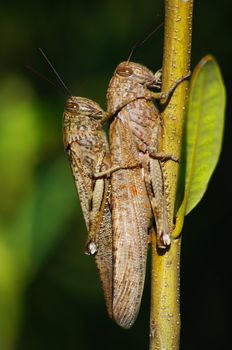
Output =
[
  {"x1": 107, "y1": 61, "x2": 188, "y2": 246},
  {"x1": 37, "y1": 48, "x2": 115, "y2": 318},
  {"x1": 104, "y1": 60, "x2": 189, "y2": 328},
  {"x1": 37, "y1": 49, "x2": 114, "y2": 317},
  {"x1": 63, "y1": 96, "x2": 113, "y2": 317}
]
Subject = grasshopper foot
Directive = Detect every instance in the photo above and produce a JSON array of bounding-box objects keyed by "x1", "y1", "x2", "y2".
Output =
[{"x1": 85, "y1": 240, "x2": 98, "y2": 255}]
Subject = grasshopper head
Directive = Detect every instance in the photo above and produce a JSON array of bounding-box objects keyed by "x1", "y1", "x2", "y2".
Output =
[
  {"x1": 115, "y1": 61, "x2": 159, "y2": 87},
  {"x1": 65, "y1": 96, "x2": 104, "y2": 120}
]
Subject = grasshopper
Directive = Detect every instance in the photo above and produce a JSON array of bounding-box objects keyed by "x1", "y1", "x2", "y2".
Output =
[
  {"x1": 105, "y1": 60, "x2": 189, "y2": 328},
  {"x1": 63, "y1": 96, "x2": 113, "y2": 318},
  {"x1": 37, "y1": 49, "x2": 114, "y2": 318},
  {"x1": 107, "y1": 61, "x2": 188, "y2": 246}
]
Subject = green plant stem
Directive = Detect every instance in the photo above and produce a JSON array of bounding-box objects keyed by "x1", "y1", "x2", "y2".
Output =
[
  {"x1": 150, "y1": 237, "x2": 181, "y2": 350},
  {"x1": 150, "y1": 1, "x2": 193, "y2": 349},
  {"x1": 161, "y1": 0, "x2": 193, "y2": 223}
]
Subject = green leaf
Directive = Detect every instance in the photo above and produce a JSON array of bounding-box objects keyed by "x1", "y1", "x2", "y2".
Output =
[
  {"x1": 173, "y1": 55, "x2": 225, "y2": 237},
  {"x1": 185, "y1": 55, "x2": 225, "y2": 215}
]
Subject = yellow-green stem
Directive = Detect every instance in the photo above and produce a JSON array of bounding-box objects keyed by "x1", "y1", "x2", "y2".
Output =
[
  {"x1": 161, "y1": 0, "x2": 193, "y2": 223},
  {"x1": 150, "y1": 237, "x2": 181, "y2": 350},
  {"x1": 150, "y1": 1, "x2": 193, "y2": 349}
]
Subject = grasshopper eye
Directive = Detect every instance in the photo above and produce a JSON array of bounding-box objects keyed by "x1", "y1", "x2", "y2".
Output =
[
  {"x1": 66, "y1": 101, "x2": 79, "y2": 113},
  {"x1": 116, "y1": 66, "x2": 133, "y2": 77}
]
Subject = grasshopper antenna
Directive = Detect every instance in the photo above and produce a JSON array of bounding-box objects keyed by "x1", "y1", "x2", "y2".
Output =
[
  {"x1": 26, "y1": 64, "x2": 62, "y2": 92},
  {"x1": 39, "y1": 48, "x2": 71, "y2": 97},
  {"x1": 127, "y1": 22, "x2": 164, "y2": 63}
]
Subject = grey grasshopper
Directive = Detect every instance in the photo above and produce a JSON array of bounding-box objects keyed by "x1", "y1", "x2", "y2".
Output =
[
  {"x1": 105, "y1": 60, "x2": 189, "y2": 328},
  {"x1": 63, "y1": 96, "x2": 113, "y2": 318}
]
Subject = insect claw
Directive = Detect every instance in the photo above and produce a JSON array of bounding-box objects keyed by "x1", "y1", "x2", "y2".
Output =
[{"x1": 85, "y1": 241, "x2": 98, "y2": 255}]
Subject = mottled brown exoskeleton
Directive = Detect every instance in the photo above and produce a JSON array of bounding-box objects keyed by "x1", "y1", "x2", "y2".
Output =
[
  {"x1": 108, "y1": 112, "x2": 152, "y2": 329},
  {"x1": 37, "y1": 48, "x2": 115, "y2": 322},
  {"x1": 63, "y1": 96, "x2": 113, "y2": 317},
  {"x1": 106, "y1": 61, "x2": 188, "y2": 328}
]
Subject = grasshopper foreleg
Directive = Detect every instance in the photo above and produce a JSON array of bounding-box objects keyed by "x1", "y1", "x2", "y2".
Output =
[{"x1": 150, "y1": 71, "x2": 191, "y2": 100}]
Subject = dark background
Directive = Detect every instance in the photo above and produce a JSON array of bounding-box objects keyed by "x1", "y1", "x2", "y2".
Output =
[{"x1": 0, "y1": 1, "x2": 231, "y2": 349}]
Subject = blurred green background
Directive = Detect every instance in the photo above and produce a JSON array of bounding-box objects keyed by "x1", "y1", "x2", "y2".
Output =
[{"x1": 0, "y1": 1, "x2": 231, "y2": 349}]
